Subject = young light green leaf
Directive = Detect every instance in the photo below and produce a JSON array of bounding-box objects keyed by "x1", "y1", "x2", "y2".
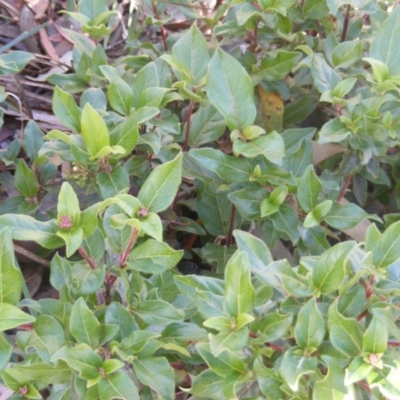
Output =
[
  {"x1": 80, "y1": 103, "x2": 110, "y2": 157},
  {"x1": 52, "y1": 86, "x2": 81, "y2": 131},
  {"x1": 126, "y1": 239, "x2": 183, "y2": 274},
  {"x1": 223, "y1": 251, "x2": 254, "y2": 317},
  {"x1": 98, "y1": 372, "x2": 139, "y2": 400},
  {"x1": 107, "y1": 78, "x2": 134, "y2": 116},
  {"x1": 57, "y1": 182, "x2": 81, "y2": 229},
  {"x1": 232, "y1": 131, "x2": 285, "y2": 165},
  {"x1": 138, "y1": 152, "x2": 182, "y2": 213},
  {"x1": 259, "y1": 310, "x2": 293, "y2": 342},
  {"x1": 0, "y1": 303, "x2": 35, "y2": 331},
  {"x1": 172, "y1": 24, "x2": 211, "y2": 85},
  {"x1": 0, "y1": 228, "x2": 22, "y2": 305},
  {"x1": 328, "y1": 301, "x2": 364, "y2": 357},
  {"x1": 15, "y1": 159, "x2": 39, "y2": 198},
  {"x1": 135, "y1": 300, "x2": 184, "y2": 325},
  {"x1": 344, "y1": 357, "x2": 373, "y2": 386},
  {"x1": 209, "y1": 328, "x2": 249, "y2": 357},
  {"x1": 312, "y1": 241, "x2": 355, "y2": 294},
  {"x1": 294, "y1": 298, "x2": 325, "y2": 350},
  {"x1": 70, "y1": 297, "x2": 101, "y2": 348},
  {"x1": 207, "y1": 48, "x2": 256, "y2": 131},
  {"x1": 261, "y1": 50, "x2": 302, "y2": 81},
  {"x1": 304, "y1": 200, "x2": 333, "y2": 228},
  {"x1": 332, "y1": 41, "x2": 362, "y2": 68}
]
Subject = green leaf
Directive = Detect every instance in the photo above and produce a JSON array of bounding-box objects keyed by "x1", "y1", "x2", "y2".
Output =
[
  {"x1": 323, "y1": 202, "x2": 378, "y2": 230},
  {"x1": 294, "y1": 298, "x2": 325, "y2": 350},
  {"x1": 189, "y1": 148, "x2": 253, "y2": 183},
  {"x1": 259, "y1": 310, "x2": 293, "y2": 342},
  {"x1": 209, "y1": 328, "x2": 249, "y2": 356},
  {"x1": 0, "y1": 51, "x2": 34, "y2": 75},
  {"x1": 56, "y1": 227, "x2": 83, "y2": 258},
  {"x1": 304, "y1": 200, "x2": 333, "y2": 228},
  {"x1": 107, "y1": 78, "x2": 134, "y2": 116},
  {"x1": 135, "y1": 300, "x2": 184, "y2": 325},
  {"x1": 196, "y1": 343, "x2": 246, "y2": 377},
  {"x1": 188, "y1": 105, "x2": 226, "y2": 148},
  {"x1": 14, "y1": 159, "x2": 39, "y2": 198},
  {"x1": 372, "y1": 220, "x2": 400, "y2": 269},
  {"x1": 311, "y1": 54, "x2": 341, "y2": 93},
  {"x1": 261, "y1": 185, "x2": 288, "y2": 217},
  {"x1": 370, "y1": 7, "x2": 400, "y2": 75},
  {"x1": 332, "y1": 41, "x2": 362, "y2": 68},
  {"x1": 79, "y1": 0, "x2": 108, "y2": 20},
  {"x1": 261, "y1": 50, "x2": 302, "y2": 81},
  {"x1": 332, "y1": 78, "x2": 357, "y2": 98},
  {"x1": 132, "y1": 357, "x2": 174, "y2": 400},
  {"x1": 138, "y1": 152, "x2": 182, "y2": 213},
  {"x1": 207, "y1": 48, "x2": 256, "y2": 131},
  {"x1": 70, "y1": 297, "x2": 100, "y2": 348},
  {"x1": 297, "y1": 165, "x2": 322, "y2": 213},
  {"x1": 23, "y1": 121, "x2": 43, "y2": 160},
  {"x1": 312, "y1": 241, "x2": 355, "y2": 294},
  {"x1": 0, "y1": 215, "x2": 63, "y2": 249},
  {"x1": 51, "y1": 344, "x2": 102, "y2": 380},
  {"x1": 223, "y1": 251, "x2": 254, "y2": 317},
  {"x1": 171, "y1": 24, "x2": 210, "y2": 85},
  {"x1": 254, "y1": 357, "x2": 286, "y2": 399},
  {"x1": 303, "y1": 0, "x2": 329, "y2": 19},
  {"x1": 313, "y1": 356, "x2": 348, "y2": 399},
  {"x1": 363, "y1": 316, "x2": 387, "y2": 355},
  {"x1": 232, "y1": 131, "x2": 285, "y2": 165},
  {"x1": 270, "y1": 203, "x2": 300, "y2": 244},
  {"x1": 327, "y1": 301, "x2": 364, "y2": 357},
  {"x1": 96, "y1": 166, "x2": 129, "y2": 199},
  {"x1": 80, "y1": 103, "x2": 110, "y2": 157},
  {"x1": 0, "y1": 333, "x2": 12, "y2": 372},
  {"x1": 53, "y1": 86, "x2": 81, "y2": 131},
  {"x1": 57, "y1": 182, "x2": 81, "y2": 229},
  {"x1": 318, "y1": 118, "x2": 351, "y2": 144},
  {"x1": 98, "y1": 372, "x2": 139, "y2": 400},
  {"x1": 126, "y1": 239, "x2": 183, "y2": 274},
  {"x1": 0, "y1": 228, "x2": 22, "y2": 305},
  {"x1": 344, "y1": 356, "x2": 373, "y2": 386},
  {"x1": 109, "y1": 115, "x2": 139, "y2": 155},
  {"x1": 283, "y1": 95, "x2": 319, "y2": 125},
  {"x1": 280, "y1": 346, "x2": 317, "y2": 391},
  {"x1": 0, "y1": 303, "x2": 35, "y2": 331},
  {"x1": 188, "y1": 370, "x2": 224, "y2": 399},
  {"x1": 203, "y1": 315, "x2": 232, "y2": 331}
]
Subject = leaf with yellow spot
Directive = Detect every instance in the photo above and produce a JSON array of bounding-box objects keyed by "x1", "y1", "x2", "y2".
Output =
[{"x1": 258, "y1": 85, "x2": 283, "y2": 133}]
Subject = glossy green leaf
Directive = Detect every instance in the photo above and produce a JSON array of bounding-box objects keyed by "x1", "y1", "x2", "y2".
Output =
[
  {"x1": 138, "y1": 152, "x2": 182, "y2": 213},
  {"x1": 209, "y1": 328, "x2": 249, "y2": 356},
  {"x1": 363, "y1": 316, "x2": 387, "y2": 355},
  {"x1": 372, "y1": 220, "x2": 400, "y2": 269},
  {"x1": 0, "y1": 228, "x2": 22, "y2": 305},
  {"x1": 172, "y1": 24, "x2": 210, "y2": 85},
  {"x1": 332, "y1": 41, "x2": 362, "y2": 68},
  {"x1": 79, "y1": 0, "x2": 108, "y2": 20},
  {"x1": 70, "y1": 297, "x2": 100, "y2": 348},
  {"x1": 304, "y1": 200, "x2": 333, "y2": 228},
  {"x1": 283, "y1": 95, "x2": 319, "y2": 125},
  {"x1": 294, "y1": 298, "x2": 325, "y2": 350},
  {"x1": 107, "y1": 78, "x2": 134, "y2": 115},
  {"x1": 328, "y1": 301, "x2": 364, "y2": 357},
  {"x1": 223, "y1": 251, "x2": 254, "y2": 317},
  {"x1": 135, "y1": 300, "x2": 184, "y2": 325},
  {"x1": 261, "y1": 50, "x2": 302, "y2": 81},
  {"x1": 313, "y1": 356, "x2": 348, "y2": 399},
  {"x1": 189, "y1": 148, "x2": 253, "y2": 183},
  {"x1": 126, "y1": 239, "x2": 183, "y2": 274},
  {"x1": 80, "y1": 103, "x2": 110, "y2": 157},
  {"x1": 0, "y1": 303, "x2": 35, "y2": 331},
  {"x1": 23, "y1": 121, "x2": 44, "y2": 160},
  {"x1": 98, "y1": 372, "x2": 139, "y2": 400},
  {"x1": 51, "y1": 344, "x2": 102, "y2": 380},
  {"x1": 312, "y1": 241, "x2": 355, "y2": 294},
  {"x1": 132, "y1": 357, "x2": 174, "y2": 400},
  {"x1": 270, "y1": 203, "x2": 300, "y2": 244},
  {"x1": 297, "y1": 165, "x2": 322, "y2": 213},
  {"x1": 254, "y1": 357, "x2": 286, "y2": 399},
  {"x1": 15, "y1": 159, "x2": 39, "y2": 198},
  {"x1": 52, "y1": 86, "x2": 81, "y2": 131},
  {"x1": 259, "y1": 310, "x2": 293, "y2": 342},
  {"x1": 109, "y1": 115, "x2": 139, "y2": 155},
  {"x1": 324, "y1": 202, "x2": 378, "y2": 230},
  {"x1": 207, "y1": 48, "x2": 256, "y2": 131},
  {"x1": 311, "y1": 54, "x2": 341, "y2": 93},
  {"x1": 370, "y1": 7, "x2": 400, "y2": 75},
  {"x1": 96, "y1": 166, "x2": 129, "y2": 199},
  {"x1": 280, "y1": 346, "x2": 318, "y2": 391},
  {"x1": 188, "y1": 105, "x2": 226, "y2": 148},
  {"x1": 303, "y1": 0, "x2": 329, "y2": 19},
  {"x1": 57, "y1": 182, "x2": 81, "y2": 229},
  {"x1": 345, "y1": 356, "x2": 373, "y2": 386},
  {"x1": 187, "y1": 369, "x2": 224, "y2": 399},
  {"x1": 56, "y1": 227, "x2": 83, "y2": 258},
  {"x1": 233, "y1": 131, "x2": 285, "y2": 165}
]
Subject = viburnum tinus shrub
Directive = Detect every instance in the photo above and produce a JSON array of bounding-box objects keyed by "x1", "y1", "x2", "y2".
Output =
[{"x1": 0, "y1": 0, "x2": 400, "y2": 398}]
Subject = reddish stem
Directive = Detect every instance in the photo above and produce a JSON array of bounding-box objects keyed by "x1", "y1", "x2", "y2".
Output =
[
  {"x1": 388, "y1": 341, "x2": 400, "y2": 347},
  {"x1": 337, "y1": 174, "x2": 352, "y2": 202},
  {"x1": 183, "y1": 99, "x2": 195, "y2": 152},
  {"x1": 265, "y1": 342, "x2": 284, "y2": 352},
  {"x1": 78, "y1": 246, "x2": 96, "y2": 269},
  {"x1": 341, "y1": 4, "x2": 351, "y2": 42},
  {"x1": 152, "y1": 3, "x2": 168, "y2": 51},
  {"x1": 119, "y1": 228, "x2": 139, "y2": 267},
  {"x1": 226, "y1": 205, "x2": 236, "y2": 247}
]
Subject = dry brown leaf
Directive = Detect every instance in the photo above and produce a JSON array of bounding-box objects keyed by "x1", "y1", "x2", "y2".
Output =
[
  {"x1": 258, "y1": 85, "x2": 283, "y2": 133},
  {"x1": 25, "y1": 0, "x2": 49, "y2": 19},
  {"x1": 312, "y1": 141, "x2": 346, "y2": 165},
  {"x1": 39, "y1": 27, "x2": 59, "y2": 61}
]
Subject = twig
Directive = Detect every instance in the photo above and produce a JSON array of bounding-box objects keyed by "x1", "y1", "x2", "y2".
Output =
[
  {"x1": 183, "y1": 99, "x2": 195, "y2": 152},
  {"x1": 226, "y1": 204, "x2": 236, "y2": 247},
  {"x1": 337, "y1": 174, "x2": 352, "y2": 202},
  {"x1": 151, "y1": 3, "x2": 168, "y2": 51},
  {"x1": 341, "y1": 4, "x2": 351, "y2": 42},
  {"x1": 119, "y1": 228, "x2": 139, "y2": 267},
  {"x1": 13, "y1": 244, "x2": 50, "y2": 268},
  {"x1": 78, "y1": 246, "x2": 96, "y2": 270}
]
